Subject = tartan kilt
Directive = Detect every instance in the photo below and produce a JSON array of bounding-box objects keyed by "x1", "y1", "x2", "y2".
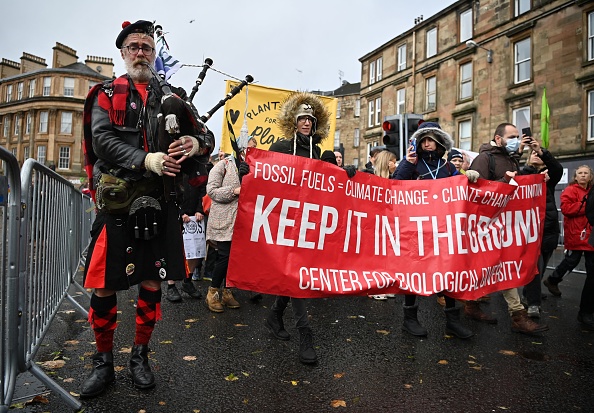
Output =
[{"x1": 84, "y1": 200, "x2": 185, "y2": 291}]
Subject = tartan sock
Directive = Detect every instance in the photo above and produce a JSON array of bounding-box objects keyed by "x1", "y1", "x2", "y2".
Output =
[
  {"x1": 88, "y1": 293, "x2": 118, "y2": 353},
  {"x1": 134, "y1": 286, "x2": 162, "y2": 345}
]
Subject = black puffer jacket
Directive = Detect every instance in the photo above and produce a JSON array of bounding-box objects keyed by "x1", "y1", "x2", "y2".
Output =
[
  {"x1": 521, "y1": 149, "x2": 563, "y2": 235},
  {"x1": 269, "y1": 132, "x2": 322, "y2": 159}
]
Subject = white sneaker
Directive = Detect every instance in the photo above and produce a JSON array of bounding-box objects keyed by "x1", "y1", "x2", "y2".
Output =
[{"x1": 527, "y1": 305, "x2": 540, "y2": 318}]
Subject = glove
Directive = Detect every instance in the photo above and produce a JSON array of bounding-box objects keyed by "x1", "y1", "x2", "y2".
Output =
[
  {"x1": 144, "y1": 152, "x2": 166, "y2": 176},
  {"x1": 182, "y1": 136, "x2": 201, "y2": 157},
  {"x1": 343, "y1": 165, "x2": 357, "y2": 179},
  {"x1": 238, "y1": 161, "x2": 250, "y2": 182},
  {"x1": 465, "y1": 170, "x2": 480, "y2": 183}
]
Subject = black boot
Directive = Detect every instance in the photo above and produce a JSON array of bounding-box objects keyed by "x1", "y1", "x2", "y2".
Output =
[
  {"x1": 80, "y1": 352, "x2": 115, "y2": 398},
  {"x1": 445, "y1": 307, "x2": 474, "y2": 339},
  {"x1": 578, "y1": 312, "x2": 594, "y2": 331},
  {"x1": 129, "y1": 344, "x2": 155, "y2": 389},
  {"x1": 265, "y1": 309, "x2": 290, "y2": 340},
  {"x1": 402, "y1": 304, "x2": 428, "y2": 337},
  {"x1": 299, "y1": 327, "x2": 318, "y2": 364},
  {"x1": 543, "y1": 276, "x2": 562, "y2": 297}
]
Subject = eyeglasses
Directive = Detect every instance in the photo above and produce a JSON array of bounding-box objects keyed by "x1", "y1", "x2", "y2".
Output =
[
  {"x1": 122, "y1": 44, "x2": 155, "y2": 55},
  {"x1": 297, "y1": 116, "x2": 315, "y2": 123}
]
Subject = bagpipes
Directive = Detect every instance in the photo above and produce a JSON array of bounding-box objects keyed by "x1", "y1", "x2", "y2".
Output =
[{"x1": 142, "y1": 58, "x2": 253, "y2": 199}]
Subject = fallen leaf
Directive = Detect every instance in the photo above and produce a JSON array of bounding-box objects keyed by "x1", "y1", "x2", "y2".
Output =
[
  {"x1": 438, "y1": 360, "x2": 448, "y2": 365},
  {"x1": 119, "y1": 347, "x2": 132, "y2": 354},
  {"x1": 139, "y1": 410, "x2": 147, "y2": 413},
  {"x1": 64, "y1": 340, "x2": 79, "y2": 346},
  {"x1": 185, "y1": 319, "x2": 198, "y2": 323},
  {"x1": 234, "y1": 323, "x2": 248, "y2": 327},
  {"x1": 193, "y1": 410, "x2": 201, "y2": 413},
  {"x1": 498, "y1": 350, "x2": 517, "y2": 356},
  {"x1": 69, "y1": 391, "x2": 80, "y2": 397},
  {"x1": 242, "y1": 372, "x2": 250, "y2": 377},
  {"x1": 468, "y1": 355, "x2": 476, "y2": 359},
  {"x1": 160, "y1": 340, "x2": 173, "y2": 344},
  {"x1": 210, "y1": 335, "x2": 215, "y2": 339},
  {"x1": 330, "y1": 399, "x2": 347, "y2": 408},
  {"x1": 564, "y1": 372, "x2": 572, "y2": 376},
  {"x1": 159, "y1": 401, "x2": 166, "y2": 406},
  {"x1": 24, "y1": 395, "x2": 49, "y2": 405},
  {"x1": 470, "y1": 366, "x2": 482, "y2": 371},
  {"x1": 467, "y1": 360, "x2": 476, "y2": 364},
  {"x1": 497, "y1": 407, "x2": 509, "y2": 410},
  {"x1": 376, "y1": 330, "x2": 390, "y2": 335},
  {"x1": 291, "y1": 380, "x2": 298, "y2": 386},
  {"x1": 346, "y1": 338, "x2": 352, "y2": 342},
  {"x1": 183, "y1": 356, "x2": 197, "y2": 361},
  {"x1": 333, "y1": 373, "x2": 345, "y2": 379},
  {"x1": 531, "y1": 342, "x2": 542, "y2": 345},
  {"x1": 225, "y1": 373, "x2": 239, "y2": 381},
  {"x1": 63, "y1": 378, "x2": 74, "y2": 383},
  {"x1": 404, "y1": 384, "x2": 413, "y2": 389},
  {"x1": 41, "y1": 360, "x2": 65, "y2": 369}
]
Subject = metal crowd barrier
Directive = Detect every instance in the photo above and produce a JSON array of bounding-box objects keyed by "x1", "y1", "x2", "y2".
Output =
[
  {"x1": 0, "y1": 153, "x2": 93, "y2": 412},
  {"x1": 0, "y1": 147, "x2": 23, "y2": 413}
]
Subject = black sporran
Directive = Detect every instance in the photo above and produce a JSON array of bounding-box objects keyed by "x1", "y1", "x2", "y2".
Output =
[{"x1": 128, "y1": 196, "x2": 163, "y2": 240}]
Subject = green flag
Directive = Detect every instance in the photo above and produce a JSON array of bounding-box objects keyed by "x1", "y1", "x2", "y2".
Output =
[{"x1": 541, "y1": 88, "x2": 550, "y2": 149}]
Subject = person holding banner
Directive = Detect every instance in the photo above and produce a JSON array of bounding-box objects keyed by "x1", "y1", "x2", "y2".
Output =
[
  {"x1": 543, "y1": 166, "x2": 594, "y2": 330},
  {"x1": 520, "y1": 140, "x2": 563, "y2": 318},
  {"x1": 394, "y1": 121, "x2": 478, "y2": 339},
  {"x1": 470, "y1": 123, "x2": 549, "y2": 335},
  {"x1": 80, "y1": 20, "x2": 209, "y2": 397},
  {"x1": 263, "y1": 91, "x2": 331, "y2": 364}
]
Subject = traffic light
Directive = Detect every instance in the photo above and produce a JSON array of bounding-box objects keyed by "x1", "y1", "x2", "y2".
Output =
[
  {"x1": 406, "y1": 118, "x2": 421, "y2": 141},
  {"x1": 382, "y1": 119, "x2": 400, "y2": 155}
]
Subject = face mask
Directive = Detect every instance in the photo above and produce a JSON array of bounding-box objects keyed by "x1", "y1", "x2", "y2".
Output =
[{"x1": 505, "y1": 137, "x2": 519, "y2": 153}]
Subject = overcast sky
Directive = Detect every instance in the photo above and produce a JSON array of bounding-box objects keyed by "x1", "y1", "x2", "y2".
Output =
[{"x1": 3, "y1": 0, "x2": 452, "y2": 149}]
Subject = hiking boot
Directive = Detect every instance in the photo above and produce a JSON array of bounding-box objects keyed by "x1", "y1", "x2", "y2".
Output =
[
  {"x1": 299, "y1": 328, "x2": 318, "y2": 364},
  {"x1": 129, "y1": 344, "x2": 155, "y2": 389},
  {"x1": 80, "y1": 352, "x2": 115, "y2": 398},
  {"x1": 511, "y1": 309, "x2": 549, "y2": 335},
  {"x1": 265, "y1": 309, "x2": 290, "y2": 340},
  {"x1": 543, "y1": 277, "x2": 562, "y2": 297},
  {"x1": 165, "y1": 285, "x2": 182, "y2": 302},
  {"x1": 222, "y1": 288, "x2": 240, "y2": 309},
  {"x1": 205, "y1": 287, "x2": 224, "y2": 313},
  {"x1": 181, "y1": 281, "x2": 202, "y2": 299},
  {"x1": 464, "y1": 301, "x2": 498, "y2": 324},
  {"x1": 402, "y1": 304, "x2": 428, "y2": 337},
  {"x1": 445, "y1": 307, "x2": 474, "y2": 339},
  {"x1": 577, "y1": 312, "x2": 594, "y2": 331}
]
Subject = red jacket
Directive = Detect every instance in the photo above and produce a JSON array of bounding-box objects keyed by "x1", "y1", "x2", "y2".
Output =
[{"x1": 561, "y1": 183, "x2": 594, "y2": 251}]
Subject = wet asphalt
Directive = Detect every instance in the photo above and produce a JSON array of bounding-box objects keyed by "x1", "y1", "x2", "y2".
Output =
[{"x1": 9, "y1": 253, "x2": 594, "y2": 413}]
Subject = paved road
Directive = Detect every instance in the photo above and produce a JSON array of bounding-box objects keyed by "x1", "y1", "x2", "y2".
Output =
[{"x1": 10, "y1": 254, "x2": 594, "y2": 413}]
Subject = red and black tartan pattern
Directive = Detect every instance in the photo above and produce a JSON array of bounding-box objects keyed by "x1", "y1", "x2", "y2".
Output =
[
  {"x1": 135, "y1": 286, "x2": 162, "y2": 345},
  {"x1": 88, "y1": 293, "x2": 118, "y2": 353}
]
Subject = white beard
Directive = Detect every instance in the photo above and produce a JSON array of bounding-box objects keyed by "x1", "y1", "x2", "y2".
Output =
[{"x1": 125, "y1": 59, "x2": 153, "y2": 83}]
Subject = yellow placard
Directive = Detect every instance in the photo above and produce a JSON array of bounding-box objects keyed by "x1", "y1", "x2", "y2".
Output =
[{"x1": 219, "y1": 81, "x2": 337, "y2": 155}]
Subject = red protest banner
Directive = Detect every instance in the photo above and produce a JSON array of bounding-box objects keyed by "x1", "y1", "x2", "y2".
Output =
[{"x1": 227, "y1": 148, "x2": 545, "y2": 300}]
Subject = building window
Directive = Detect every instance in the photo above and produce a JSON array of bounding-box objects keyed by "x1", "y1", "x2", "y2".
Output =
[
  {"x1": 3, "y1": 116, "x2": 9, "y2": 137},
  {"x1": 6, "y1": 84, "x2": 12, "y2": 102},
  {"x1": 369, "y1": 61, "x2": 376, "y2": 85},
  {"x1": 368, "y1": 100, "x2": 375, "y2": 128},
  {"x1": 43, "y1": 77, "x2": 51, "y2": 96},
  {"x1": 458, "y1": 120, "x2": 472, "y2": 151},
  {"x1": 23, "y1": 146, "x2": 29, "y2": 160},
  {"x1": 88, "y1": 80, "x2": 98, "y2": 91},
  {"x1": 355, "y1": 99, "x2": 361, "y2": 117},
  {"x1": 375, "y1": 97, "x2": 382, "y2": 126},
  {"x1": 515, "y1": 0, "x2": 530, "y2": 17},
  {"x1": 427, "y1": 27, "x2": 437, "y2": 58},
  {"x1": 398, "y1": 44, "x2": 407, "y2": 71},
  {"x1": 39, "y1": 111, "x2": 48, "y2": 133},
  {"x1": 29, "y1": 79, "x2": 36, "y2": 98},
  {"x1": 60, "y1": 112, "x2": 73, "y2": 134},
  {"x1": 588, "y1": 90, "x2": 594, "y2": 141},
  {"x1": 513, "y1": 106, "x2": 531, "y2": 132},
  {"x1": 58, "y1": 146, "x2": 70, "y2": 169},
  {"x1": 336, "y1": 101, "x2": 341, "y2": 119},
  {"x1": 460, "y1": 62, "x2": 473, "y2": 100},
  {"x1": 354, "y1": 128, "x2": 360, "y2": 147},
  {"x1": 64, "y1": 77, "x2": 74, "y2": 97},
  {"x1": 514, "y1": 37, "x2": 531, "y2": 84},
  {"x1": 376, "y1": 57, "x2": 383, "y2": 82},
  {"x1": 25, "y1": 113, "x2": 31, "y2": 135},
  {"x1": 396, "y1": 88, "x2": 406, "y2": 114},
  {"x1": 425, "y1": 76, "x2": 436, "y2": 111},
  {"x1": 460, "y1": 9, "x2": 473, "y2": 43},
  {"x1": 334, "y1": 130, "x2": 340, "y2": 148},
  {"x1": 17, "y1": 82, "x2": 23, "y2": 100},
  {"x1": 14, "y1": 114, "x2": 20, "y2": 136},
  {"x1": 588, "y1": 11, "x2": 594, "y2": 60},
  {"x1": 37, "y1": 145, "x2": 46, "y2": 164}
]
